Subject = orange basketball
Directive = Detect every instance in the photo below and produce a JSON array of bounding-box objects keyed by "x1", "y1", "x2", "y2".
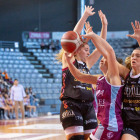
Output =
[{"x1": 61, "y1": 31, "x2": 83, "y2": 53}]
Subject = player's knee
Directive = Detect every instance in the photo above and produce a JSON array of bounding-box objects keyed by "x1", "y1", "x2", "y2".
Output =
[{"x1": 69, "y1": 135, "x2": 84, "y2": 140}]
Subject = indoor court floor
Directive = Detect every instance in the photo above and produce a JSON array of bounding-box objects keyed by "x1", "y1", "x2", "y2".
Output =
[{"x1": 0, "y1": 115, "x2": 66, "y2": 140}]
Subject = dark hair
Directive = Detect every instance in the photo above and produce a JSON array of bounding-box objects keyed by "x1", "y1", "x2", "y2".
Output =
[
  {"x1": 134, "y1": 47, "x2": 140, "y2": 51},
  {"x1": 116, "y1": 57, "x2": 123, "y2": 64},
  {"x1": 14, "y1": 79, "x2": 18, "y2": 81}
]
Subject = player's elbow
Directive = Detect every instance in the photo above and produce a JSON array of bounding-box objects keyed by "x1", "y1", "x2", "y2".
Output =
[
  {"x1": 107, "y1": 48, "x2": 115, "y2": 58},
  {"x1": 108, "y1": 47, "x2": 114, "y2": 54}
]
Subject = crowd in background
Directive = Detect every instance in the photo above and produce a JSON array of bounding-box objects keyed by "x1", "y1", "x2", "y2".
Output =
[
  {"x1": 40, "y1": 39, "x2": 61, "y2": 51},
  {"x1": 0, "y1": 70, "x2": 39, "y2": 120}
]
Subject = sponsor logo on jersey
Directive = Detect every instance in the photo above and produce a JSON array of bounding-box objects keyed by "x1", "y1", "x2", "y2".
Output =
[
  {"x1": 62, "y1": 110, "x2": 75, "y2": 119},
  {"x1": 107, "y1": 132, "x2": 114, "y2": 139},
  {"x1": 75, "y1": 116, "x2": 83, "y2": 120},
  {"x1": 123, "y1": 99, "x2": 140, "y2": 104},
  {"x1": 124, "y1": 85, "x2": 140, "y2": 97},
  {"x1": 123, "y1": 107, "x2": 135, "y2": 110},
  {"x1": 98, "y1": 99, "x2": 105, "y2": 107},
  {"x1": 96, "y1": 90, "x2": 104, "y2": 97},
  {"x1": 84, "y1": 119, "x2": 97, "y2": 124},
  {"x1": 73, "y1": 85, "x2": 85, "y2": 89}
]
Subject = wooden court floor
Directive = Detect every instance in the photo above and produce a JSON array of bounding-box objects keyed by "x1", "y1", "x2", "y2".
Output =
[{"x1": 0, "y1": 115, "x2": 66, "y2": 140}]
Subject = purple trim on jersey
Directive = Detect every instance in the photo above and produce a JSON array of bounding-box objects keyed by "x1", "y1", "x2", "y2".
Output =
[
  {"x1": 96, "y1": 76, "x2": 123, "y2": 131},
  {"x1": 62, "y1": 61, "x2": 75, "y2": 71}
]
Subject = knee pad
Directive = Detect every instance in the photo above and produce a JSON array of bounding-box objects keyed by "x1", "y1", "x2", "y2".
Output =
[{"x1": 69, "y1": 135, "x2": 84, "y2": 140}]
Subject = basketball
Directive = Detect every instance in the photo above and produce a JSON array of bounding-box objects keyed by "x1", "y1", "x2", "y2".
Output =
[{"x1": 61, "y1": 31, "x2": 83, "y2": 53}]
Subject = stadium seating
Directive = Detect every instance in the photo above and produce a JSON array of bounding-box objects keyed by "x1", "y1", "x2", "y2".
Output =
[{"x1": 0, "y1": 37, "x2": 133, "y2": 115}]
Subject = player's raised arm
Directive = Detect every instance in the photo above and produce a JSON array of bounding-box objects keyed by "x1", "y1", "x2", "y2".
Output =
[
  {"x1": 73, "y1": 5, "x2": 95, "y2": 34},
  {"x1": 86, "y1": 10, "x2": 108, "y2": 69}
]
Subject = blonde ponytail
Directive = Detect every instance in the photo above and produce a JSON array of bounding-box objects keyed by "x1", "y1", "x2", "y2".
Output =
[
  {"x1": 124, "y1": 55, "x2": 131, "y2": 70},
  {"x1": 55, "y1": 48, "x2": 65, "y2": 62}
]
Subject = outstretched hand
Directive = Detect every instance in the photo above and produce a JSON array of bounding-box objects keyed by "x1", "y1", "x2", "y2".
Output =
[
  {"x1": 82, "y1": 21, "x2": 93, "y2": 43},
  {"x1": 84, "y1": 21, "x2": 93, "y2": 34},
  {"x1": 81, "y1": 32, "x2": 95, "y2": 40},
  {"x1": 127, "y1": 20, "x2": 140, "y2": 40},
  {"x1": 84, "y1": 5, "x2": 95, "y2": 17},
  {"x1": 98, "y1": 10, "x2": 108, "y2": 26}
]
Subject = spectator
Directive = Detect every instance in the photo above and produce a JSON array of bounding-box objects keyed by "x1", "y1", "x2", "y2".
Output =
[
  {"x1": 9, "y1": 78, "x2": 14, "y2": 86},
  {"x1": 0, "y1": 94, "x2": 10, "y2": 119},
  {"x1": 8, "y1": 87, "x2": 12, "y2": 97},
  {"x1": 55, "y1": 40, "x2": 61, "y2": 50},
  {"x1": 4, "y1": 94, "x2": 14, "y2": 119},
  {"x1": 0, "y1": 76, "x2": 5, "y2": 91},
  {"x1": 10, "y1": 79, "x2": 26, "y2": 124},
  {"x1": 40, "y1": 42, "x2": 45, "y2": 50},
  {"x1": 25, "y1": 87, "x2": 29, "y2": 95},
  {"x1": 1, "y1": 91, "x2": 5, "y2": 97},
  {"x1": 29, "y1": 87, "x2": 32, "y2": 94},
  {"x1": 29, "y1": 87, "x2": 39, "y2": 107},
  {"x1": 0, "y1": 75, "x2": 4, "y2": 81},
  {"x1": 2, "y1": 71, "x2": 9, "y2": 81},
  {"x1": 49, "y1": 40, "x2": 56, "y2": 50},
  {"x1": 0, "y1": 70, "x2": 5, "y2": 79},
  {"x1": 24, "y1": 94, "x2": 37, "y2": 117},
  {"x1": 3, "y1": 88, "x2": 8, "y2": 95}
]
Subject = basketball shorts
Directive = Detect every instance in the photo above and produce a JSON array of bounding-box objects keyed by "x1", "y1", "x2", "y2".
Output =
[
  {"x1": 122, "y1": 122, "x2": 140, "y2": 140},
  {"x1": 60, "y1": 99, "x2": 98, "y2": 131}
]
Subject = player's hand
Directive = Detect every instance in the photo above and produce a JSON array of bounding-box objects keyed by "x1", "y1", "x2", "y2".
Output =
[
  {"x1": 84, "y1": 21, "x2": 93, "y2": 34},
  {"x1": 127, "y1": 20, "x2": 140, "y2": 40},
  {"x1": 84, "y1": 5, "x2": 95, "y2": 17},
  {"x1": 81, "y1": 32, "x2": 95, "y2": 40},
  {"x1": 98, "y1": 10, "x2": 108, "y2": 26}
]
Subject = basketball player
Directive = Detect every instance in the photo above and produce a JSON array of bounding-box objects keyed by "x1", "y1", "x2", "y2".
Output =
[
  {"x1": 65, "y1": 28, "x2": 124, "y2": 139},
  {"x1": 56, "y1": 6, "x2": 108, "y2": 140},
  {"x1": 119, "y1": 20, "x2": 140, "y2": 140}
]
